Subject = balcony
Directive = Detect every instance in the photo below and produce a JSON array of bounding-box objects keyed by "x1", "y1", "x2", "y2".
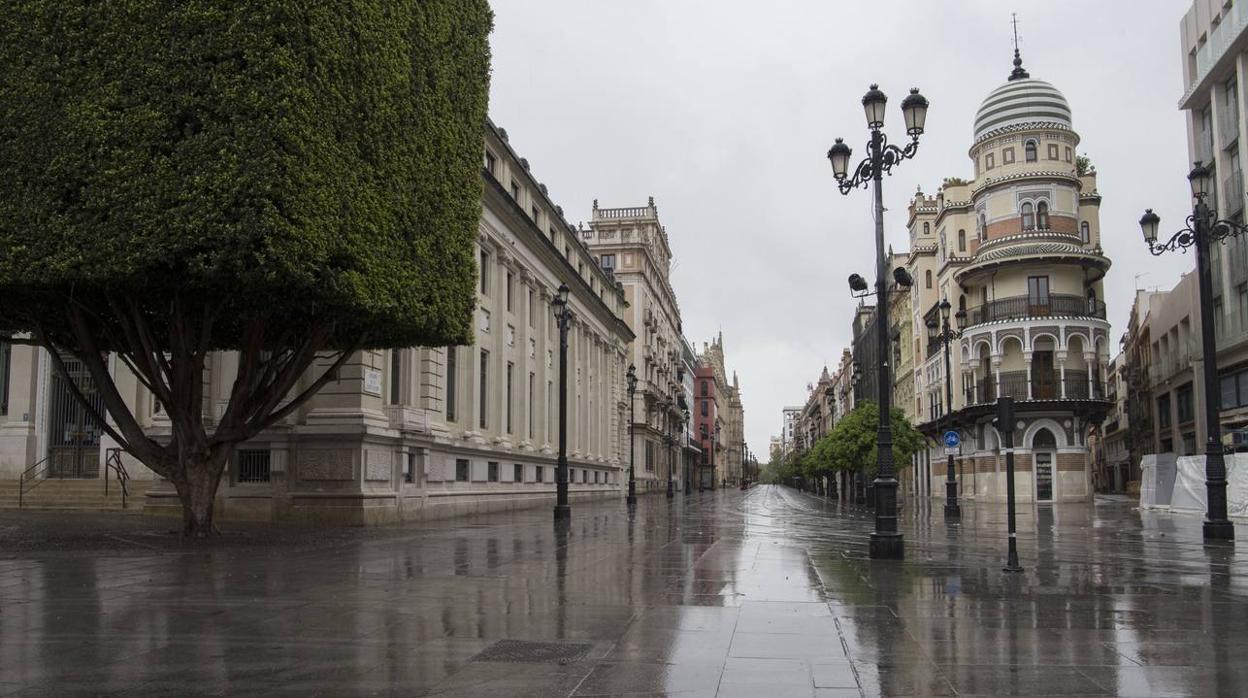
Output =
[
  {"x1": 965, "y1": 294, "x2": 1106, "y2": 327},
  {"x1": 964, "y1": 370, "x2": 1105, "y2": 405},
  {"x1": 1222, "y1": 112, "x2": 1241, "y2": 148},
  {"x1": 1184, "y1": 2, "x2": 1248, "y2": 107}
]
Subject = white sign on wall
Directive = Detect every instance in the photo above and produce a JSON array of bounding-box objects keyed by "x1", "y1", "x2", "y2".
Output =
[{"x1": 363, "y1": 368, "x2": 383, "y2": 397}]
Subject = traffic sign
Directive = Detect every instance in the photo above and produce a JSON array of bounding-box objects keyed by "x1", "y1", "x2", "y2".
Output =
[{"x1": 943, "y1": 430, "x2": 960, "y2": 448}]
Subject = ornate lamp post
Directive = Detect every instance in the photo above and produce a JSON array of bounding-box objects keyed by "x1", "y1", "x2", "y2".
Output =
[
  {"x1": 551, "y1": 283, "x2": 573, "y2": 521},
  {"x1": 828, "y1": 83, "x2": 929, "y2": 560},
  {"x1": 683, "y1": 406, "x2": 692, "y2": 495},
  {"x1": 666, "y1": 388, "x2": 676, "y2": 499},
  {"x1": 926, "y1": 298, "x2": 966, "y2": 521},
  {"x1": 1139, "y1": 161, "x2": 1243, "y2": 542},
  {"x1": 626, "y1": 363, "x2": 638, "y2": 508}
]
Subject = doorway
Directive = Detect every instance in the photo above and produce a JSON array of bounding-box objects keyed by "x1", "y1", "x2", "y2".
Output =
[
  {"x1": 47, "y1": 353, "x2": 107, "y2": 478},
  {"x1": 1033, "y1": 427, "x2": 1057, "y2": 502}
]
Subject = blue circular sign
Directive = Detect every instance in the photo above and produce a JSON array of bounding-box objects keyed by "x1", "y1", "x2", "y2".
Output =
[{"x1": 943, "y1": 431, "x2": 960, "y2": 448}]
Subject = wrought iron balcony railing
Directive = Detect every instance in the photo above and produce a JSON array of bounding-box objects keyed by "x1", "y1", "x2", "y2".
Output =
[{"x1": 965, "y1": 294, "x2": 1106, "y2": 326}]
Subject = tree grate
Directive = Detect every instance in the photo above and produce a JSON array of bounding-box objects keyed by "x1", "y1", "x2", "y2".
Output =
[{"x1": 471, "y1": 639, "x2": 591, "y2": 664}]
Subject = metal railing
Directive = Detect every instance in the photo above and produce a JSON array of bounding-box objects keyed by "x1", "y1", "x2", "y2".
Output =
[
  {"x1": 103, "y1": 447, "x2": 130, "y2": 509},
  {"x1": 965, "y1": 294, "x2": 1106, "y2": 326},
  {"x1": 18, "y1": 456, "x2": 52, "y2": 508},
  {"x1": 964, "y1": 370, "x2": 1106, "y2": 405}
]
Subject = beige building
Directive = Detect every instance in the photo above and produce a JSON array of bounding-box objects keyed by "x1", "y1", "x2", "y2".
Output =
[
  {"x1": 696, "y1": 334, "x2": 745, "y2": 486},
  {"x1": 0, "y1": 119, "x2": 636, "y2": 523},
  {"x1": 582, "y1": 199, "x2": 686, "y2": 493},
  {"x1": 905, "y1": 52, "x2": 1112, "y2": 504}
]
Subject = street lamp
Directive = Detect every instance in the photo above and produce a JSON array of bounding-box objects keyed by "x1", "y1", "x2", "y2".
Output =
[
  {"x1": 1139, "y1": 161, "x2": 1245, "y2": 542},
  {"x1": 666, "y1": 388, "x2": 676, "y2": 499},
  {"x1": 551, "y1": 283, "x2": 573, "y2": 521},
  {"x1": 683, "y1": 406, "x2": 691, "y2": 496},
  {"x1": 626, "y1": 363, "x2": 638, "y2": 508},
  {"x1": 829, "y1": 83, "x2": 929, "y2": 560},
  {"x1": 927, "y1": 298, "x2": 966, "y2": 521}
]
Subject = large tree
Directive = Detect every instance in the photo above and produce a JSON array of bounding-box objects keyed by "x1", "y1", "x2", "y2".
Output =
[
  {"x1": 0, "y1": 1, "x2": 493, "y2": 535},
  {"x1": 809, "y1": 401, "x2": 925, "y2": 481}
]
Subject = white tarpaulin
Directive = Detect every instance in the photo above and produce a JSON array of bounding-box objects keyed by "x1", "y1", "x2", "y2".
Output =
[{"x1": 1142, "y1": 452, "x2": 1248, "y2": 518}]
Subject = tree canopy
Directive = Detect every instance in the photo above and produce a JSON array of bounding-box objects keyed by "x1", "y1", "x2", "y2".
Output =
[
  {"x1": 800, "y1": 401, "x2": 925, "y2": 481},
  {"x1": 0, "y1": 1, "x2": 491, "y2": 351}
]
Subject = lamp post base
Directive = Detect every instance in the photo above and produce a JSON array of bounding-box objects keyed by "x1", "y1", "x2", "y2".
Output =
[
  {"x1": 625, "y1": 495, "x2": 637, "y2": 508},
  {"x1": 1204, "y1": 519, "x2": 1236, "y2": 541},
  {"x1": 666, "y1": 481, "x2": 675, "y2": 498},
  {"x1": 553, "y1": 505, "x2": 571, "y2": 521},
  {"x1": 944, "y1": 503, "x2": 961, "y2": 520},
  {"x1": 869, "y1": 532, "x2": 904, "y2": 560}
]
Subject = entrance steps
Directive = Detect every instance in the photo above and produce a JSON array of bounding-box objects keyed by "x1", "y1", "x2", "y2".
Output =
[{"x1": 0, "y1": 479, "x2": 154, "y2": 513}]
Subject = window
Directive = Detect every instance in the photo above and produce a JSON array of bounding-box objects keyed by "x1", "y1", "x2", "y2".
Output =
[
  {"x1": 506, "y1": 272, "x2": 513, "y2": 312},
  {"x1": 1080, "y1": 221, "x2": 1090, "y2": 244},
  {"x1": 1021, "y1": 202, "x2": 1035, "y2": 230},
  {"x1": 565, "y1": 245, "x2": 571, "y2": 260},
  {"x1": 479, "y1": 250, "x2": 490, "y2": 295},
  {"x1": 484, "y1": 150, "x2": 496, "y2": 174},
  {"x1": 528, "y1": 372, "x2": 535, "y2": 438},
  {"x1": 601, "y1": 254, "x2": 616, "y2": 270},
  {"x1": 923, "y1": 222, "x2": 930, "y2": 235},
  {"x1": 1036, "y1": 201, "x2": 1049, "y2": 230},
  {"x1": 925, "y1": 270, "x2": 932, "y2": 289},
  {"x1": 510, "y1": 180, "x2": 521, "y2": 200},
  {"x1": 479, "y1": 350, "x2": 489, "y2": 429},
  {"x1": 1158, "y1": 394, "x2": 1172, "y2": 429},
  {"x1": 514, "y1": 464, "x2": 524, "y2": 482},
  {"x1": 978, "y1": 214, "x2": 988, "y2": 241},
  {"x1": 536, "y1": 465, "x2": 545, "y2": 482},
  {"x1": 0, "y1": 341, "x2": 10, "y2": 416},
  {"x1": 1047, "y1": 144, "x2": 1059, "y2": 160},
  {"x1": 985, "y1": 153, "x2": 995, "y2": 170},
  {"x1": 446, "y1": 347, "x2": 458, "y2": 421},
  {"x1": 957, "y1": 229, "x2": 966, "y2": 252},
  {"x1": 701, "y1": 400, "x2": 709, "y2": 417},
  {"x1": 405, "y1": 452, "x2": 416, "y2": 484},
  {"x1": 506, "y1": 362, "x2": 514, "y2": 434},
  {"x1": 701, "y1": 381, "x2": 708, "y2": 397},
  {"x1": 1065, "y1": 147, "x2": 1073, "y2": 163},
  {"x1": 594, "y1": 471, "x2": 600, "y2": 484},
  {"x1": 531, "y1": 205, "x2": 540, "y2": 224},
  {"x1": 1003, "y1": 147, "x2": 1015, "y2": 164},
  {"x1": 527, "y1": 288, "x2": 535, "y2": 326},
  {"x1": 456, "y1": 459, "x2": 470, "y2": 482},
  {"x1": 1027, "y1": 276, "x2": 1050, "y2": 309},
  {"x1": 1025, "y1": 140, "x2": 1037, "y2": 162},
  {"x1": 390, "y1": 349, "x2": 402, "y2": 405},
  {"x1": 1178, "y1": 384, "x2": 1195, "y2": 423},
  {"x1": 237, "y1": 449, "x2": 271, "y2": 483},
  {"x1": 582, "y1": 470, "x2": 588, "y2": 483},
  {"x1": 488, "y1": 462, "x2": 499, "y2": 482}
]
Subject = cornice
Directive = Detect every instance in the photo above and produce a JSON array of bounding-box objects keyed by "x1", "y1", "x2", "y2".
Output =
[{"x1": 972, "y1": 120, "x2": 1076, "y2": 147}]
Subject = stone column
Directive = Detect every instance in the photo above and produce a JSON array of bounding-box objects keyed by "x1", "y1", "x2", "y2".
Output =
[
  {"x1": 1023, "y1": 351, "x2": 1033, "y2": 400},
  {"x1": 1084, "y1": 352, "x2": 1097, "y2": 397},
  {"x1": 1057, "y1": 350, "x2": 1068, "y2": 399}
]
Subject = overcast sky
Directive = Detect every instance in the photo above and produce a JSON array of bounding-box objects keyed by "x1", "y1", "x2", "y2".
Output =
[{"x1": 487, "y1": 0, "x2": 1194, "y2": 458}]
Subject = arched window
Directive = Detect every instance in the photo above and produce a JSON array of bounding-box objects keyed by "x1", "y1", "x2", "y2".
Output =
[
  {"x1": 925, "y1": 270, "x2": 932, "y2": 289},
  {"x1": 957, "y1": 229, "x2": 966, "y2": 251},
  {"x1": 1021, "y1": 202, "x2": 1035, "y2": 230},
  {"x1": 1036, "y1": 201, "x2": 1050, "y2": 230},
  {"x1": 1088, "y1": 288, "x2": 1098, "y2": 314},
  {"x1": 978, "y1": 214, "x2": 988, "y2": 241},
  {"x1": 1033, "y1": 428, "x2": 1057, "y2": 449},
  {"x1": 1025, "y1": 140, "x2": 1038, "y2": 162},
  {"x1": 1080, "y1": 221, "x2": 1090, "y2": 243}
]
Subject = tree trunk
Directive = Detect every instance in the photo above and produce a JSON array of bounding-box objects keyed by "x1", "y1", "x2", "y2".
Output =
[{"x1": 172, "y1": 452, "x2": 228, "y2": 538}]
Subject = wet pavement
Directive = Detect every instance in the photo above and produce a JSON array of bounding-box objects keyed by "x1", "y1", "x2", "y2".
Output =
[{"x1": 1, "y1": 485, "x2": 1247, "y2": 697}]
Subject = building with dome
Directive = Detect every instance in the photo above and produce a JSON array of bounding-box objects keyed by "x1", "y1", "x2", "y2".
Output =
[{"x1": 904, "y1": 49, "x2": 1112, "y2": 504}]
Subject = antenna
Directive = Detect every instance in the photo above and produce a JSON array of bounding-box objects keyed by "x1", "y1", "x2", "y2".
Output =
[
  {"x1": 1012, "y1": 13, "x2": 1020, "y2": 53},
  {"x1": 1009, "y1": 14, "x2": 1029, "y2": 80}
]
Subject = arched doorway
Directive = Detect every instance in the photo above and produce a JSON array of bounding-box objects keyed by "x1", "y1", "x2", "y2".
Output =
[{"x1": 1032, "y1": 427, "x2": 1057, "y2": 502}]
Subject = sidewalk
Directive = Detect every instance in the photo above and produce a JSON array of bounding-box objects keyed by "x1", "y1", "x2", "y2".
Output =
[{"x1": 1, "y1": 486, "x2": 1246, "y2": 696}]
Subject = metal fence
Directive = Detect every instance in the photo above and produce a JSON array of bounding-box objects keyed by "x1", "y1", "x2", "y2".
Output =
[{"x1": 237, "y1": 449, "x2": 271, "y2": 483}]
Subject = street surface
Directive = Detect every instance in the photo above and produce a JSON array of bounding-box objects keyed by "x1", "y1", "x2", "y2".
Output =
[{"x1": 1, "y1": 486, "x2": 1246, "y2": 696}]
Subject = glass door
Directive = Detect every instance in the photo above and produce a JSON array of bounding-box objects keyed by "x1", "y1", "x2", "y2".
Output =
[
  {"x1": 1035, "y1": 452, "x2": 1054, "y2": 502},
  {"x1": 1027, "y1": 276, "x2": 1051, "y2": 317}
]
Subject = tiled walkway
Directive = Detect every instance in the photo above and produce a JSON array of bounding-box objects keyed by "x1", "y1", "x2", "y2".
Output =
[{"x1": 1, "y1": 485, "x2": 1247, "y2": 696}]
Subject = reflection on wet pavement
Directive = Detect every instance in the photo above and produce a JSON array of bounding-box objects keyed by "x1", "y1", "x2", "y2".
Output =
[{"x1": 1, "y1": 485, "x2": 1246, "y2": 696}]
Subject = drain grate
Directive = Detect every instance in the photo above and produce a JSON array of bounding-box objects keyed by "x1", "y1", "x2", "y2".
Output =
[{"x1": 471, "y1": 639, "x2": 591, "y2": 664}]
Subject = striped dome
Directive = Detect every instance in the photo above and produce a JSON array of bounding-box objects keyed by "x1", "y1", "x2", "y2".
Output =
[{"x1": 973, "y1": 78, "x2": 1071, "y2": 141}]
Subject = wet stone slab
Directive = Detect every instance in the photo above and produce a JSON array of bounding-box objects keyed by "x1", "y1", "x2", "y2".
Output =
[{"x1": 1, "y1": 486, "x2": 1247, "y2": 696}]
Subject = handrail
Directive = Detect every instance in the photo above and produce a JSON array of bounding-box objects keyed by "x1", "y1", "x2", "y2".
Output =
[
  {"x1": 18, "y1": 456, "x2": 53, "y2": 508},
  {"x1": 965, "y1": 294, "x2": 1106, "y2": 326},
  {"x1": 104, "y1": 447, "x2": 130, "y2": 509}
]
